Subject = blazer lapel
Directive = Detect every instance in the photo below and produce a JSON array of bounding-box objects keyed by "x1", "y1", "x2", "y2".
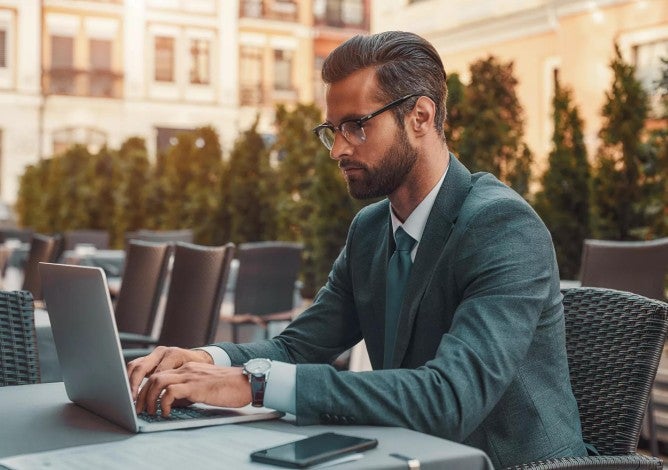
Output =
[
  {"x1": 390, "y1": 155, "x2": 473, "y2": 368},
  {"x1": 366, "y1": 210, "x2": 392, "y2": 370}
]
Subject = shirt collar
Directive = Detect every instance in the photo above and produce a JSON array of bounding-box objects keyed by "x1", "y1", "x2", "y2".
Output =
[{"x1": 390, "y1": 161, "x2": 449, "y2": 245}]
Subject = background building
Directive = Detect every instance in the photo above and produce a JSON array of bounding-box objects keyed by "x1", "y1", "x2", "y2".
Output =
[
  {"x1": 373, "y1": 0, "x2": 668, "y2": 179},
  {"x1": 0, "y1": 0, "x2": 370, "y2": 206}
]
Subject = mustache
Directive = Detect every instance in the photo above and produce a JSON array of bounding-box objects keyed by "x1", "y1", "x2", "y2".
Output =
[{"x1": 338, "y1": 159, "x2": 368, "y2": 171}]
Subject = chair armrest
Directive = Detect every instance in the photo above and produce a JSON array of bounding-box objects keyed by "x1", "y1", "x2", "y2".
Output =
[
  {"x1": 502, "y1": 454, "x2": 662, "y2": 470},
  {"x1": 119, "y1": 332, "x2": 158, "y2": 347}
]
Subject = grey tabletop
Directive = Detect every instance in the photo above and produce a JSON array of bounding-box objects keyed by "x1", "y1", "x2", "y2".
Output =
[{"x1": 0, "y1": 382, "x2": 493, "y2": 470}]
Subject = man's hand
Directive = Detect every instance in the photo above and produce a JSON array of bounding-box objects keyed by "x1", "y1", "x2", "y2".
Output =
[
  {"x1": 126, "y1": 346, "x2": 214, "y2": 401},
  {"x1": 134, "y1": 362, "x2": 251, "y2": 416}
]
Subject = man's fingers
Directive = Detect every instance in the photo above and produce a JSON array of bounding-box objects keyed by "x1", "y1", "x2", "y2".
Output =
[
  {"x1": 159, "y1": 384, "x2": 192, "y2": 416},
  {"x1": 127, "y1": 348, "x2": 167, "y2": 399}
]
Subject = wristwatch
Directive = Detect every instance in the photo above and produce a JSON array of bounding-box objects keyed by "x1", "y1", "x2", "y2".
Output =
[{"x1": 243, "y1": 358, "x2": 272, "y2": 407}]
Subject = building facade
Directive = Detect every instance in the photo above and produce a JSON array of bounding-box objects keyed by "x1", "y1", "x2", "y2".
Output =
[
  {"x1": 373, "y1": 0, "x2": 668, "y2": 182},
  {"x1": 0, "y1": 0, "x2": 370, "y2": 206}
]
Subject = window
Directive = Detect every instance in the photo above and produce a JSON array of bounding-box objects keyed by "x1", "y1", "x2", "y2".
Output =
[
  {"x1": 634, "y1": 39, "x2": 668, "y2": 118},
  {"x1": 239, "y1": 46, "x2": 263, "y2": 105},
  {"x1": 0, "y1": 30, "x2": 6, "y2": 68},
  {"x1": 317, "y1": 0, "x2": 364, "y2": 27},
  {"x1": 154, "y1": 36, "x2": 174, "y2": 82},
  {"x1": 52, "y1": 127, "x2": 107, "y2": 155},
  {"x1": 189, "y1": 39, "x2": 210, "y2": 85},
  {"x1": 274, "y1": 49, "x2": 292, "y2": 91},
  {"x1": 50, "y1": 35, "x2": 75, "y2": 94},
  {"x1": 89, "y1": 39, "x2": 113, "y2": 97},
  {"x1": 341, "y1": 0, "x2": 364, "y2": 26}
]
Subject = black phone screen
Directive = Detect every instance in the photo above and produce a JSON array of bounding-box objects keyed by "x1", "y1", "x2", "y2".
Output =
[{"x1": 250, "y1": 432, "x2": 378, "y2": 468}]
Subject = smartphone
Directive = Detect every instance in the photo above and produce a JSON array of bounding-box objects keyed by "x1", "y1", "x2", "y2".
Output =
[{"x1": 250, "y1": 432, "x2": 378, "y2": 468}]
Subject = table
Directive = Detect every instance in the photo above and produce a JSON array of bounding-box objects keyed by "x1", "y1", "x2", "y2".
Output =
[
  {"x1": 0, "y1": 382, "x2": 493, "y2": 469},
  {"x1": 61, "y1": 249, "x2": 126, "y2": 278}
]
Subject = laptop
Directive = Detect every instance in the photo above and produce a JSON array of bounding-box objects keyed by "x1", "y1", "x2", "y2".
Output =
[{"x1": 39, "y1": 262, "x2": 284, "y2": 433}]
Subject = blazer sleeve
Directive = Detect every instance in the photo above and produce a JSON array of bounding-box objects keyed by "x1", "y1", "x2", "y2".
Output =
[{"x1": 293, "y1": 194, "x2": 560, "y2": 443}]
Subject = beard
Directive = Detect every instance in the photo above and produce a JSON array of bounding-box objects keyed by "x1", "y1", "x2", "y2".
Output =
[{"x1": 340, "y1": 127, "x2": 419, "y2": 200}]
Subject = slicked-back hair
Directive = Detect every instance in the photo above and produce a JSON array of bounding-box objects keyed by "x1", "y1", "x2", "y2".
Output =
[{"x1": 322, "y1": 31, "x2": 447, "y2": 140}]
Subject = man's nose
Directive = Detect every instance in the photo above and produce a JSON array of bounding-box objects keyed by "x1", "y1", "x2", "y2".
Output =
[{"x1": 329, "y1": 132, "x2": 352, "y2": 161}]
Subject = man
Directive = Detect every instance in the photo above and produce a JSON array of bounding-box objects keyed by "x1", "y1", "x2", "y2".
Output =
[{"x1": 129, "y1": 31, "x2": 587, "y2": 468}]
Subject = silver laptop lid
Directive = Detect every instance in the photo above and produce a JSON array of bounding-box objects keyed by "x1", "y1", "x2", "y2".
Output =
[
  {"x1": 40, "y1": 262, "x2": 140, "y2": 432},
  {"x1": 39, "y1": 262, "x2": 284, "y2": 433}
]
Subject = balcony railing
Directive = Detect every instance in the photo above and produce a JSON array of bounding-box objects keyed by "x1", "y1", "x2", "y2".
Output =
[
  {"x1": 43, "y1": 68, "x2": 123, "y2": 98},
  {"x1": 240, "y1": 0, "x2": 298, "y2": 22}
]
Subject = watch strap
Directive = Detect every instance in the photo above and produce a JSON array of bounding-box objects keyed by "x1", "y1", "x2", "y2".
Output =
[{"x1": 249, "y1": 374, "x2": 267, "y2": 407}]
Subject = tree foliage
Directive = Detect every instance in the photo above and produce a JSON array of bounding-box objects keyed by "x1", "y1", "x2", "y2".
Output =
[
  {"x1": 590, "y1": 45, "x2": 652, "y2": 240},
  {"x1": 533, "y1": 78, "x2": 590, "y2": 279},
  {"x1": 220, "y1": 118, "x2": 276, "y2": 244},
  {"x1": 456, "y1": 56, "x2": 533, "y2": 197}
]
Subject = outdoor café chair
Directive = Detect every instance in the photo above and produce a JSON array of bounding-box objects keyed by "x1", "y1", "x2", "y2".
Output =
[
  {"x1": 22, "y1": 234, "x2": 62, "y2": 302},
  {"x1": 115, "y1": 240, "x2": 171, "y2": 346},
  {"x1": 0, "y1": 290, "x2": 39, "y2": 386},
  {"x1": 503, "y1": 287, "x2": 668, "y2": 470},
  {"x1": 579, "y1": 237, "x2": 668, "y2": 301},
  {"x1": 122, "y1": 242, "x2": 234, "y2": 362},
  {"x1": 222, "y1": 241, "x2": 303, "y2": 343}
]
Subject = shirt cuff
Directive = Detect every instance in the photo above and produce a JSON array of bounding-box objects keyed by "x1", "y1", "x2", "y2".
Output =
[
  {"x1": 265, "y1": 361, "x2": 296, "y2": 416},
  {"x1": 195, "y1": 346, "x2": 231, "y2": 366}
]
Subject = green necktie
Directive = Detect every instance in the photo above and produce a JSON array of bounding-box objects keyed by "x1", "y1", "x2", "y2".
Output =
[{"x1": 384, "y1": 227, "x2": 416, "y2": 368}]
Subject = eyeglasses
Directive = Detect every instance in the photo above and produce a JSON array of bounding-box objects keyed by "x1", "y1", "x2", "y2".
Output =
[{"x1": 313, "y1": 93, "x2": 419, "y2": 150}]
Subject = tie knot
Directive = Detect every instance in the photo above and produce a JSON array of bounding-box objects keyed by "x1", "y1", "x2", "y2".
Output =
[{"x1": 394, "y1": 227, "x2": 416, "y2": 252}]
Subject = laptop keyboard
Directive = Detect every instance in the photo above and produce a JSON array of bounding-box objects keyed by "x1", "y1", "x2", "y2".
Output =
[{"x1": 138, "y1": 405, "x2": 224, "y2": 422}]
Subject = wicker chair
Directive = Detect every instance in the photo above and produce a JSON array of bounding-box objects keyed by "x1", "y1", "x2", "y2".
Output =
[
  {"x1": 504, "y1": 287, "x2": 668, "y2": 470},
  {"x1": 222, "y1": 241, "x2": 303, "y2": 343},
  {"x1": 122, "y1": 242, "x2": 234, "y2": 361},
  {"x1": 0, "y1": 290, "x2": 39, "y2": 386}
]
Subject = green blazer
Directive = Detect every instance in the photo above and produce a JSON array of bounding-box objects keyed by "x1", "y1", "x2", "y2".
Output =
[{"x1": 219, "y1": 155, "x2": 587, "y2": 468}]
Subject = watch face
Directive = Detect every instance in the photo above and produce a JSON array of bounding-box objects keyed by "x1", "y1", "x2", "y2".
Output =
[{"x1": 245, "y1": 358, "x2": 271, "y2": 375}]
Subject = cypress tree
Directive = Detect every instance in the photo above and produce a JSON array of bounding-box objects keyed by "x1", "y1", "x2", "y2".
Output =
[
  {"x1": 533, "y1": 78, "x2": 590, "y2": 279},
  {"x1": 221, "y1": 118, "x2": 275, "y2": 244},
  {"x1": 457, "y1": 56, "x2": 533, "y2": 198},
  {"x1": 591, "y1": 45, "x2": 649, "y2": 240}
]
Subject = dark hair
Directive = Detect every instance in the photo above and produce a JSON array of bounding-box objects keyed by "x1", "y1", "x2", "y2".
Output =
[{"x1": 322, "y1": 31, "x2": 448, "y2": 137}]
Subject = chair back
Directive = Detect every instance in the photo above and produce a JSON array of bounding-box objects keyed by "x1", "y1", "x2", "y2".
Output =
[
  {"x1": 127, "y1": 229, "x2": 194, "y2": 245},
  {"x1": 562, "y1": 287, "x2": 668, "y2": 455},
  {"x1": 579, "y1": 238, "x2": 668, "y2": 301},
  {"x1": 0, "y1": 290, "x2": 38, "y2": 386},
  {"x1": 158, "y1": 242, "x2": 234, "y2": 348},
  {"x1": 114, "y1": 241, "x2": 171, "y2": 336},
  {"x1": 22, "y1": 234, "x2": 61, "y2": 300},
  {"x1": 63, "y1": 229, "x2": 110, "y2": 251},
  {"x1": 234, "y1": 241, "x2": 303, "y2": 317},
  {"x1": 0, "y1": 228, "x2": 34, "y2": 244}
]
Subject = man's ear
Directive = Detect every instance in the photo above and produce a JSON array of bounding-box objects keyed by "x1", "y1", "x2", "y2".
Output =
[{"x1": 408, "y1": 96, "x2": 436, "y2": 137}]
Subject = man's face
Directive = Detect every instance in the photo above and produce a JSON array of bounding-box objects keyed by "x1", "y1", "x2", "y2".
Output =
[{"x1": 324, "y1": 69, "x2": 418, "y2": 200}]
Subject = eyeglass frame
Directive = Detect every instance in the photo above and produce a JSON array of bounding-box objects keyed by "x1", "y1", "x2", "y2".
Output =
[{"x1": 313, "y1": 93, "x2": 420, "y2": 150}]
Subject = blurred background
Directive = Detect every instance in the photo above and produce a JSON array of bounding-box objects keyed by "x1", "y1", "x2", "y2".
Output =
[{"x1": 0, "y1": 0, "x2": 665, "y2": 292}]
